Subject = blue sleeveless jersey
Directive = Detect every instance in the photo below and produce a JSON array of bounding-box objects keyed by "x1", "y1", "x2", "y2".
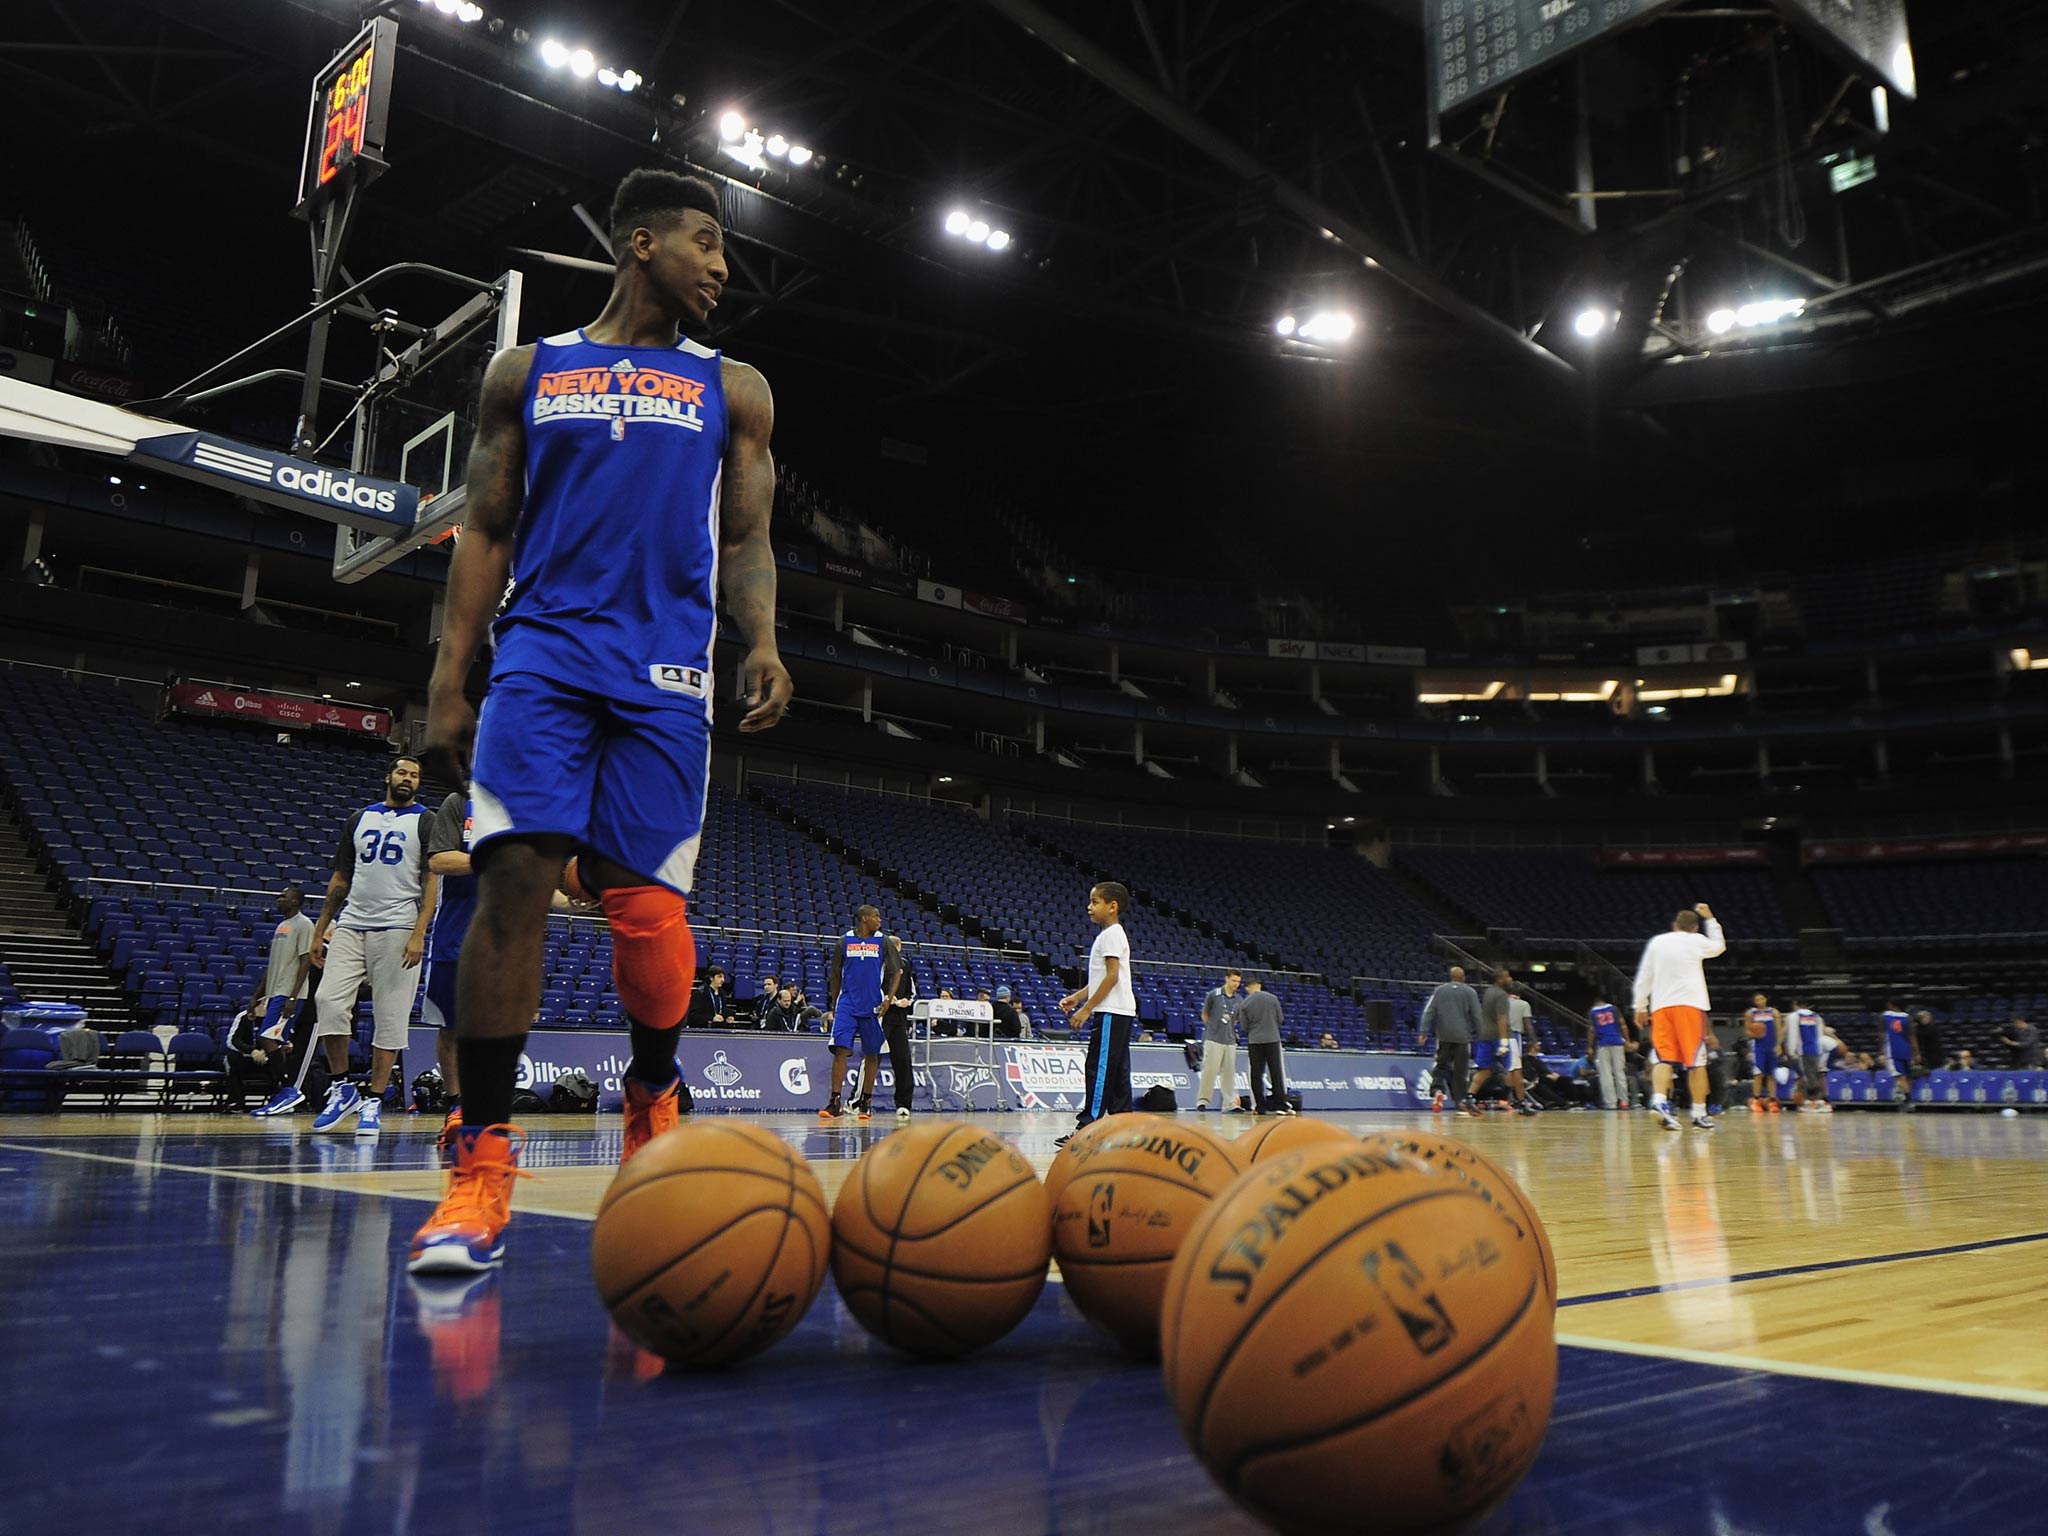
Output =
[
  {"x1": 492, "y1": 330, "x2": 728, "y2": 706},
  {"x1": 837, "y1": 931, "x2": 886, "y2": 1016},
  {"x1": 1749, "y1": 1007, "x2": 1777, "y2": 1050},
  {"x1": 1589, "y1": 1002, "x2": 1623, "y2": 1047}
]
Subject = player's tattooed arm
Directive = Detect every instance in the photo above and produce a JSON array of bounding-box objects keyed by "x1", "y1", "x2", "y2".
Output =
[
  {"x1": 720, "y1": 357, "x2": 793, "y2": 732},
  {"x1": 424, "y1": 343, "x2": 534, "y2": 780}
]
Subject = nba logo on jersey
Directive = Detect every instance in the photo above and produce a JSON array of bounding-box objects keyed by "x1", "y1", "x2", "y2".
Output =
[{"x1": 611, "y1": 417, "x2": 625, "y2": 441}]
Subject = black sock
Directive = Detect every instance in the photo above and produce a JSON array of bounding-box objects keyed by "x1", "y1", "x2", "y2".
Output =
[
  {"x1": 458, "y1": 1034, "x2": 526, "y2": 1130},
  {"x1": 626, "y1": 1021, "x2": 681, "y2": 1086}
]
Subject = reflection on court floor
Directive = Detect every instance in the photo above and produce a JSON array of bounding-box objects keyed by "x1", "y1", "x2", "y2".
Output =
[{"x1": 1, "y1": 1109, "x2": 2044, "y2": 1534}]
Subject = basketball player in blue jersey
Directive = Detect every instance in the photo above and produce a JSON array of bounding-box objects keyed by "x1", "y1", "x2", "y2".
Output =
[
  {"x1": 411, "y1": 169, "x2": 791, "y2": 1274},
  {"x1": 1746, "y1": 992, "x2": 1784, "y2": 1114},
  {"x1": 1879, "y1": 998, "x2": 1917, "y2": 1103},
  {"x1": 821, "y1": 904, "x2": 903, "y2": 1123}
]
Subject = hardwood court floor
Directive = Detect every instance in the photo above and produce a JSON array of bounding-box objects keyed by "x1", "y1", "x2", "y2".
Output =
[{"x1": 0, "y1": 1105, "x2": 2043, "y2": 1534}]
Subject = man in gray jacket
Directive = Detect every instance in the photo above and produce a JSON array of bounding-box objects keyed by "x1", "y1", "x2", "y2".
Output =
[
  {"x1": 1237, "y1": 980, "x2": 1292, "y2": 1115},
  {"x1": 1421, "y1": 965, "x2": 1484, "y2": 1117},
  {"x1": 1196, "y1": 969, "x2": 1244, "y2": 1112}
]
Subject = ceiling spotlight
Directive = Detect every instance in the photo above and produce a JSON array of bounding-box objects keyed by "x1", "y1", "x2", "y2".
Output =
[
  {"x1": 1735, "y1": 298, "x2": 1805, "y2": 327},
  {"x1": 538, "y1": 38, "x2": 569, "y2": 68},
  {"x1": 618, "y1": 71, "x2": 641, "y2": 92},
  {"x1": 1275, "y1": 314, "x2": 1297, "y2": 337},
  {"x1": 1573, "y1": 308, "x2": 1608, "y2": 339},
  {"x1": 454, "y1": 0, "x2": 483, "y2": 19},
  {"x1": 985, "y1": 228, "x2": 1010, "y2": 251},
  {"x1": 965, "y1": 219, "x2": 991, "y2": 243},
  {"x1": 433, "y1": 0, "x2": 458, "y2": 13},
  {"x1": 719, "y1": 110, "x2": 746, "y2": 141},
  {"x1": 1293, "y1": 311, "x2": 1356, "y2": 344},
  {"x1": 1706, "y1": 309, "x2": 1736, "y2": 335},
  {"x1": 765, "y1": 133, "x2": 788, "y2": 157},
  {"x1": 569, "y1": 48, "x2": 596, "y2": 78},
  {"x1": 598, "y1": 67, "x2": 618, "y2": 86},
  {"x1": 786, "y1": 144, "x2": 812, "y2": 165},
  {"x1": 944, "y1": 209, "x2": 970, "y2": 235}
]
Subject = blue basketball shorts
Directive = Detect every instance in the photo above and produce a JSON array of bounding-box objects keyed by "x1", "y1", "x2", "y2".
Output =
[
  {"x1": 472, "y1": 670, "x2": 711, "y2": 894},
  {"x1": 420, "y1": 955, "x2": 459, "y2": 1031},
  {"x1": 1887, "y1": 1041, "x2": 1913, "y2": 1075},
  {"x1": 1750, "y1": 1038, "x2": 1776, "y2": 1076},
  {"x1": 1474, "y1": 1037, "x2": 1521, "y2": 1072},
  {"x1": 831, "y1": 1007, "x2": 883, "y2": 1055}
]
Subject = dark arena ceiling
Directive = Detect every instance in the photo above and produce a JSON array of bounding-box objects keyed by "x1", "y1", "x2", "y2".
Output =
[{"x1": 5, "y1": 0, "x2": 2046, "y2": 597}]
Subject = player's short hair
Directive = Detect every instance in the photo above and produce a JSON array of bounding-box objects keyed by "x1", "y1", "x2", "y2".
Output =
[
  {"x1": 389, "y1": 754, "x2": 420, "y2": 772},
  {"x1": 1674, "y1": 909, "x2": 1701, "y2": 931},
  {"x1": 1090, "y1": 881, "x2": 1131, "y2": 916},
  {"x1": 609, "y1": 168, "x2": 721, "y2": 256},
  {"x1": 1224, "y1": 969, "x2": 1242, "y2": 980},
  {"x1": 281, "y1": 883, "x2": 303, "y2": 899},
  {"x1": 856, "y1": 904, "x2": 880, "y2": 921},
  {"x1": 706, "y1": 965, "x2": 726, "y2": 981}
]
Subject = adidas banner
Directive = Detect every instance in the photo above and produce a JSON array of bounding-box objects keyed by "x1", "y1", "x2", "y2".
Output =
[
  {"x1": 130, "y1": 429, "x2": 419, "y2": 530},
  {"x1": 166, "y1": 682, "x2": 392, "y2": 738}
]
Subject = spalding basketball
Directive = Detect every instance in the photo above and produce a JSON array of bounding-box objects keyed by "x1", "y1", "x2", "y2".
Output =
[
  {"x1": 1358, "y1": 1130, "x2": 1556, "y2": 1306},
  {"x1": 1744, "y1": 1018, "x2": 1767, "y2": 1039},
  {"x1": 831, "y1": 1120, "x2": 1051, "y2": 1356},
  {"x1": 592, "y1": 1122, "x2": 830, "y2": 1368},
  {"x1": 1163, "y1": 1144, "x2": 1554, "y2": 1534},
  {"x1": 1051, "y1": 1117, "x2": 1240, "y2": 1354},
  {"x1": 1230, "y1": 1113, "x2": 1357, "y2": 1165},
  {"x1": 1043, "y1": 1112, "x2": 1160, "y2": 1224}
]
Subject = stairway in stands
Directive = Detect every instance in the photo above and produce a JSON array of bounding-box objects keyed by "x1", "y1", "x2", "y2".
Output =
[{"x1": 0, "y1": 808, "x2": 134, "y2": 1031}]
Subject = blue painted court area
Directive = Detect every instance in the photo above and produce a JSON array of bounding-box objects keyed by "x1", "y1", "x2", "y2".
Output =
[{"x1": 1, "y1": 1130, "x2": 2044, "y2": 1536}]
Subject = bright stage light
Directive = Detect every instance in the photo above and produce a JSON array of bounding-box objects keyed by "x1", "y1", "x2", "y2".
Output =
[
  {"x1": 1292, "y1": 311, "x2": 1356, "y2": 344},
  {"x1": 765, "y1": 134, "x2": 788, "y2": 157},
  {"x1": 1574, "y1": 308, "x2": 1608, "y2": 338},
  {"x1": 787, "y1": 144, "x2": 812, "y2": 165},
  {"x1": 1275, "y1": 315, "x2": 1297, "y2": 337},
  {"x1": 455, "y1": 1, "x2": 483, "y2": 19},
  {"x1": 944, "y1": 210, "x2": 970, "y2": 235},
  {"x1": 985, "y1": 228, "x2": 1010, "y2": 250},
  {"x1": 965, "y1": 219, "x2": 990, "y2": 243},
  {"x1": 433, "y1": 0, "x2": 458, "y2": 13},
  {"x1": 569, "y1": 48, "x2": 596, "y2": 78},
  {"x1": 719, "y1": 111, "x2": 746, "y2": 141},
  {"x1": 598, "y1": 68, "x2": 617, "y2": 86},
  {"x1": 538, "y1": 38, "x2": 569, "y2": 68},
  {"x1": 1707, "y1": 309, "x2": 1736, "y2": 335}
]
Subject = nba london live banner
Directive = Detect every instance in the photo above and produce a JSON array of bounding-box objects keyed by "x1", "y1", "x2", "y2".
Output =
[{"x1": 409, "y1": 1029, "x2": 1434, "y2": 1114}]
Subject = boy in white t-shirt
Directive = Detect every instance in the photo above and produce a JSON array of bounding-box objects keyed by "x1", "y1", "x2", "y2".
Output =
[{"x1": 1054, "y1": 881, "x2": 1136, "y2": 1148}]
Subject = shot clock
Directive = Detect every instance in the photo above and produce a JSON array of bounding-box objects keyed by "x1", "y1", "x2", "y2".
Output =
[{"x1": 296, "y1": 17, "x2": 396, "y2": 214}]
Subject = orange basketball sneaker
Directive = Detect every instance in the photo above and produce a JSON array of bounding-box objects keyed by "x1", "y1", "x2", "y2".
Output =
[
  {"x1": 436, "y1": 1104, "x2": 464, "y2": 1160},
  {"x1": 622, "y1": 1076, "x2": 681, "y2": 1164},
  {"x1": 409, "y1": 1126, "x2": 528, "y2": 1275}
]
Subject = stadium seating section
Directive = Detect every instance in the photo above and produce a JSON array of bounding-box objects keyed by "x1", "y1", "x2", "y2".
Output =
[
  {"x1": 1400, "y1": 849, "x2": 1798, "y2": 953},
  {"x1": 0, "y1": 672, "x2": 2038, "y2": 1076}
]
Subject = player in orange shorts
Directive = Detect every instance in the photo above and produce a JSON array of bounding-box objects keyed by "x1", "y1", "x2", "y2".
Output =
[{"x1": 1632, "y1": 902, "x2": 1726, "y2": 1132}]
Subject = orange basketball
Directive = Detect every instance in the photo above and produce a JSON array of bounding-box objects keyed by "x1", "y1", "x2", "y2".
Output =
[
  {"x1": 591, "y1": 1122, "x2": 830, "y2": 1368},
  {"x1": 1051, "y1": 1117, "x2": 1241, "y2": 1354},
  {"x1": 1162, "y1": 1144, "x2": 1555, "y2": 1534},
  {"x1": 1358, "y1": 1130, "x2": 1557, "y2": 1306},
  {"x1": 1229, "y1": 1113, "x2": 1357, "y2": 1165},
  {"x1": 1744, "y1": 1018, "x2": 1767, "y2": 1039},
  {"x1": 831, "y1": 1120, "x2": 1050, "y2": 1356},
  {"x1": 1043, "y1": 1112, "x2": 1161, "y2": 1223}
]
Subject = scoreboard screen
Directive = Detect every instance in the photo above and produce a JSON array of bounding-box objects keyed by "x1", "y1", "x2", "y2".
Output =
[
  {"x1": 1426, "y1": 0, "x2": 1680, "y2": 123},
  {"x1": 1426, "y1": 0, "x2": 1917, "y2": 129},
  {"x1": 297, "y1": 18, "x2": 396, "y2": 213},
  {"x1": 1778, "y1": 0, "x2": 1915, "y2": 98}
]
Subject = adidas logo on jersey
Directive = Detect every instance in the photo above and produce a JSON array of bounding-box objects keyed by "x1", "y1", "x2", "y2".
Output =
[{"x1": 649, "y1": 664, "x2": 708, "y2": 698}]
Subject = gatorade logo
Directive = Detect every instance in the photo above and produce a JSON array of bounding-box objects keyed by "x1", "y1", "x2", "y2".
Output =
[{"x1": 779, "y1": 1059, "x2": 810, "y2": 1094}]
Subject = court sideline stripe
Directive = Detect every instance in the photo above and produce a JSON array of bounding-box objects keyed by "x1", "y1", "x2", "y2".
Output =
[
  {"x1": 1555, "y1": 1335, "x2": 2048, "y2": 1409},
  {"x1": 1557, "y1": 1228, "x2": 2048, "y2": 1308}
]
